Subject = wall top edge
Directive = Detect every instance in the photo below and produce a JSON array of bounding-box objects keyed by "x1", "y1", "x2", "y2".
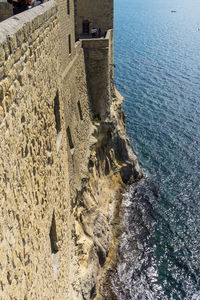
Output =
[
  {"x1": 82, "y1": 39, "x2": 109, "y2": 49},
  {"x1": 0, "y1": 0, "x2": 56, "y2": 44}
]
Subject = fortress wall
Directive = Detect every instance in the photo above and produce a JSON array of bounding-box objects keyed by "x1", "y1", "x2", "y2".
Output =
[
  {"x1": 0, "y1": 2, "x2": 75, "y2": 298},
  {"x1": 0, "y1": 0, "x2": 110, "y2": 297},
  {"x1": 57, "y1": 0, "x2": 76, "y2": 71},
  {"x1": 82, "y1": 38, "x2": 110, "y2": 117},
  {"x1": 61, "y1": 42, "x2": 93, "y2": 195},
  {"x1": 82, "y1": 31, "x2": 114, "y2": 117},
  {"x1": 106, "y1": 29, "x2": 114, "y2": 90},
  {"x1": 74, "y1": 0, "x2": 113, "y2": 37},
  {"x1": 0, "y1": 0, "x2": 126, "y2": 298}
]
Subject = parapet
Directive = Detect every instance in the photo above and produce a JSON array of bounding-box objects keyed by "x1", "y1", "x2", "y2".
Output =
[{"x1": 81, "y1": 30, "x2": 114, "y2": 117}]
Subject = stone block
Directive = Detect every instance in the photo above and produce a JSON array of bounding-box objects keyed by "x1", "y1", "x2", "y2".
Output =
[
  {"x1": 0, "y1": 44, "x2": 5, "y2": 64},
  {"x1": 7, "y1": 35, "x2": 17, "y2": 53}
]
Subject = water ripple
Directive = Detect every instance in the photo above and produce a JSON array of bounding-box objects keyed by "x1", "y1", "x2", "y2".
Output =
[{"x1": 114, "y1": 0, "x2": 200, "y2": 298}]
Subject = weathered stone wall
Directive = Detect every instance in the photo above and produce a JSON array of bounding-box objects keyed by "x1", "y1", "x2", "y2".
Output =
[
  {"x1": 0, "y1": 2, "x2": 87, "y2": 298},
  {"x1": 74, "y1": 0, "x2": 113, "y2": 38},
  {"x1": 82, "y1": 38, "x2": 110, "y2": 117},
  {"x1": 81, "y1": 30, "x2": 114, "y2": 117},
  {"x1": 57, "y1": 0, "x2": 76, "y2": 71},
  {"x1": 106, "y1": 29, "x2": 114, "y2": 91},
  {"x1": 0, "y1": 1, "x2": 13, "y2": 22},
  {"x1": 0, "y1": 1, "x2": 117, "y2": 298},
  {"x1": 61, "y1": 42, "x2": 93, "y2": 194}
]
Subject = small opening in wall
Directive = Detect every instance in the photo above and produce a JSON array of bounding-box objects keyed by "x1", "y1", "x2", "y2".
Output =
[
  {"x1": 54, "y1": 92, "x2": 61, "y2": 134},
  {"x1": 90, "y1": 284, "x2": 97, "y2": 299},
  {"x1": 82, "y1": 20, "x2": 90, "y2": 34},
  {"x1": 67, "y1": 0, "x2": 70, "y2": 15},
  {"x1": 66, "y1": 127, "x2": 74, "y2": 150},
  {"x1": 77, "y1": 101, "x2": 83, "y2": 120},
  {"x1": 49, "y1": 211, "x2": 58, "y2": 254},
  {"x1": 68, "y1": 34, "x2": 71, "y2": 54}
]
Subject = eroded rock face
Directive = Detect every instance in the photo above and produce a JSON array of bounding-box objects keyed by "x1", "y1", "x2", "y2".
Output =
[{"x1": 70, "y1": 88, "x2": 142, "y2": 300}]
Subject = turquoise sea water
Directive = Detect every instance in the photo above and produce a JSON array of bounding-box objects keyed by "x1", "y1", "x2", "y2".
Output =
[{"x1": 114, "y1": 0, "x2": 200, "y2": 299}]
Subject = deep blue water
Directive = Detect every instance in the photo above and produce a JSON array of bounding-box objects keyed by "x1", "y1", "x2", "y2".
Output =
[{"x1": 114, "y1": 0, "x2": 200, "y2": 299}]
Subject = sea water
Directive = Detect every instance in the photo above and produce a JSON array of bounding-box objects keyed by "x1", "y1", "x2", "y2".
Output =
[{"x1": 114, "y1": 0, "x2": 200, "y2": 299}]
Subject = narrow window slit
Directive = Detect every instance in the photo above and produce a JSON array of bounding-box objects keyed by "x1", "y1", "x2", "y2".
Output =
[
  {"x1": 82, "y1": 20, "x2": 90, "y2": 34},
  {"x1": 66, "y1": 127, "x2": 74, "y2": 154},
  {"x1": 77, "y1": 101, "x2": 83, "y2": 120},
  {"x1": 49, "y1": 211, "x2": 58, "y2": 254},
  {"x1": 67, "y1": 0, "x2": 70, "y2": 15},
  {"x1": 54, "y1": 92, "x2": 61, "y2": 134},
  {"x1": 68, "y1": 34, "x2": 71, "y2": 54}
]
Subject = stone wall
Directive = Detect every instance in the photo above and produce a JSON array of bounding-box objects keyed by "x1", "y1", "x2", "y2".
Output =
[
  {"x1": 74, "y1": 0, "x2": 113, "y2": 38},
  {"x1": 0, "y1": 2, "x2": 85, "y2": 298},
  {"x1": 57, "y1": 0, "x2": 76, "y2": 71},
  {"x1": 82, "y1": 30, "x2": 114, "y2": 117},
  {"x1": 0, "y1": 0, "x2": 117, "y2": 297},
  {"x1": 82, "y1": 38, "x2": 110, "y2": 117},
  {"x1": 106, "y1": 29, "x2": 114, "y2": 90}
]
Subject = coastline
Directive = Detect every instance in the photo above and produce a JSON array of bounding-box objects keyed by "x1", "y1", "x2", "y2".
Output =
[{"x1": 92, "y1": 88, "x2": 143, "y2": 300}]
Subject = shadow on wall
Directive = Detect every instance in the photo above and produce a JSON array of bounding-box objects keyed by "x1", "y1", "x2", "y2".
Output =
[{"x1": 77, "y1": 24, "x2": 109, "y2": 40}]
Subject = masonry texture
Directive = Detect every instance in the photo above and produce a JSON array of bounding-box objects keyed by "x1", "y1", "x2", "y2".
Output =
[{"x1": 0, "y1": 0, "x2": 142, "y2": 299}]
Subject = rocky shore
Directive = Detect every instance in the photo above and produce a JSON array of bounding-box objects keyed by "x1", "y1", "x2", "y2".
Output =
[{"x1": 71, "y1": 87, "x2": 142, "y2": 299}]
